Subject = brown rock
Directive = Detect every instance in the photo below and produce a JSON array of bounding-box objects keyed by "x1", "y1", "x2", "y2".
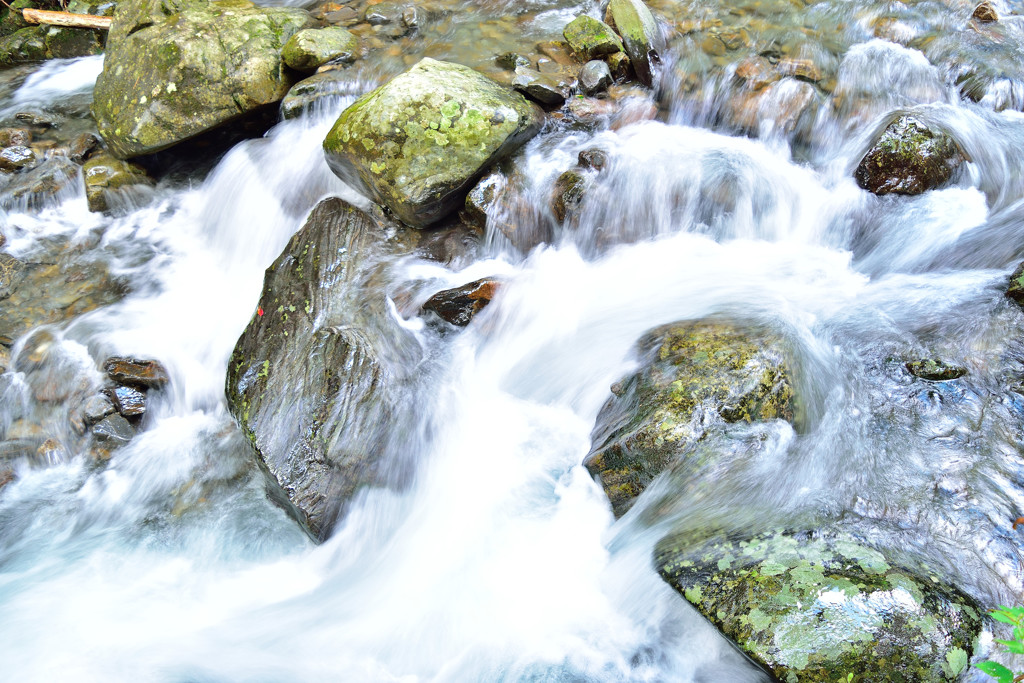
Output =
[
  {"x1": 103, "y1": 357, "x2": 170, "y2": 389},
  {"x1": 973, "y1": 1, "x2": 998, "y2": 22},
  {"x1": 0, "y1": 128, "x2": 31, "y2": 147},
  {"x1": 108, "y1": 384, "x2": 148, "y2": 417},
  {"x1": 422, "y1": 278, "x2": 501, "y2": 326},
  {"x1": 735, "y1": 55, "x2": 778, "y2": 89},
  {"x1": 776, "y1": 57, "x2": 821, "y2": 82}
]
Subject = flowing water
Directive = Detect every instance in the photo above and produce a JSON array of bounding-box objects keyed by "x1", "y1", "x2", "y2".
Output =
[{"x1": 1, "y1": 0, "x2": 1023, "y2": 680}]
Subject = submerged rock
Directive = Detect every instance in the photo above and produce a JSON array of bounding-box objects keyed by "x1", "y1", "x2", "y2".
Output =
[
  {"x1": 323, "y1": 58, "x2": 543, "y2": 228},
  {"x1": 584, "y1": 320, "x2": 795, "y2": 517},
  {"x1": 92, "y1": 0, "x2": 313, "y2": 158},
  {"x1": 226, "y1": 197, "x2": 420, "y2": 538},
  {"x1": 656, "y1": 529, "x2": 981, "y2": 683},
  {"x1": 604, "y1": 0, "x2": 663, "y2": 87},
  {"x1": 854, "y1": 116, "x2": 964, "y2": 196},
  {"x1": 421, "y1": 278, "x2": 500, "y2": 326},
  {"x1": 82, "y1": 153, "x2": 153, "y2": 213},
  {"x1": 906, "y1": 359, "x2": 967, "y2": 381}
]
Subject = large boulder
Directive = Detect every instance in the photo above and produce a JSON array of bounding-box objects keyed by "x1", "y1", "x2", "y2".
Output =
[
  {"x1": 226, "y1": 197, "x2": 420, "y2": 539},
  {"x1": 656, "y1": 528, "x2": 982, "y2": 683},
  {"x1": 584, "y1": 320, "x2": 795, "y2": 517},
  {"x1": 323, "y1": 58, "x2": 544, "y2": 228},
  {"x1": 854, "y1": 115, "x2": 965, "y2": 196},
  {"x1": 92, "y1": 0, "x2": 313, "y2": 159}
]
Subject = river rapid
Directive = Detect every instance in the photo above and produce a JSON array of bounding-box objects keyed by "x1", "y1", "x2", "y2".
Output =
[{"x1": 0, "y1": 0, "x2": 1023, "y2": 680}]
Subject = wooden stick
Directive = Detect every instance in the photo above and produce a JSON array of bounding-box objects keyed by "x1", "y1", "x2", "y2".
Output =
[{"x1": 21, "y1": 8, "x2": 111, "y2": 30}]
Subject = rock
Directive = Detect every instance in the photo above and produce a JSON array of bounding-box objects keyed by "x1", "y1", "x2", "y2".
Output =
[
  {"x1": 281, "y1": 27, "x2": 357, "y2": 72},
  {"x1": 855, "y1": 116, "x2": 965, "y2": 196},
  {"x1": 1, "y1": 156, "x2": 79, "y2": 209},
  {"x1": 551, "y1": 168, "x2": 590, "y2": 224},
  {"x1": 226, "y1": 197, "x2": 421, "y2": 538},
  {"x1": 82, "y1": 153, "x2": 153, "y2": 213},
  {"x1": 580, "y1": 60, "x2": 613, "y2": 95},
  {"x1": 496, "y1": 52, "x2": 530, "y2": 70},
  {"x1": 0, "y1": 128, "x2": 31, "y2": 147},
  {"x1": 973, "y1": 1, "x2": 998, "y2": 22},
  {"x1": 562, "y1": 15, "x2": 624, "y2": 60},
  {"x1": 606, "y1": 52, "x2": 632, "y2": 82},
  {"x1": 81, "y1": 394, "x2": 116, "y2": 425},
  {"x1": 604, "y1": 0, "x2": 663, "y2": 87},
  {"x1": 776, "y1": 57, "x2": 822, "y2": 82},
  {"x1": 0, "y1": 145, "x2": 35, "y2": 172},
  {"x1": 421, "y1": 278, "x2": 500, "y2": 326},
  {"x1": 68, "y1": 132, "x2": 100, "y2": 163},
  {"x1": 92, "y1": 413, "x2": 134, "y2": 446},
  {"x1": 537, "y1": 40, "x2": 576, "y2": 69},
  {"x1": 584, "y1": 321, "x2": 795, "y2": 517},
  {"x1": 0, "y1": 26, "x2": 47, "y2": 66},
  {"x1": 656, "y1": 528, "x2": 981, "y2": 683},
  {"x1": 735, "y1": 55, "x2": 777, "y2": 89},
  {"x1": 281, "y1": 70, "x2": 351, "y2": 119},
  {"x1": 42, "y1": 25, "x2": 103, "y2": 60},
  {"x1": 464, "y1": 170, "x2": 507, "y2": 229},
  {"x1": 512, "y1": 66, "x2": 570, "y2": 106},
  {"x1": 36, "y1": 438, "x2": 65, "y2": 465},
  {"x1": 92, "y1": 0, "x2": 313, "y2": 158},
  {"x1": 578, "y1": 148, "x2": 608, "y2": 171},
  {"x1": 103, "y1": 357, "x2": 169, "y2": 389},
  {"x1": 323, "y1": 58, "x2": 543, "y2": 228},
  {"x1": 109, "y1": 384, "x2": 147, "y2": 417},
  {"x1": 1007, "y1": 261, "x2": 1024, "y2": 305},
  {"x1": 14, "y1": 111, "x2": 56, "y2": 129},
  {"x1": 6, "y1": 419, "x2": 42, "y2": 440},
  {"x1": 906, "y1": 359, "x2": 967, "y2": 381}
]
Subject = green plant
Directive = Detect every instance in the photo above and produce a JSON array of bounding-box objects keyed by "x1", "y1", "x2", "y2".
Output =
[{"x1": 976, "y1": 606, "x2": 1024, "y2": 683}]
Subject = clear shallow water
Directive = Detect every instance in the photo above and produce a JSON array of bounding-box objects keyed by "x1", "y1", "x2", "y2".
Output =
[{"x1": 0, "y1": 1, "x2": 1023, "y2": 680}]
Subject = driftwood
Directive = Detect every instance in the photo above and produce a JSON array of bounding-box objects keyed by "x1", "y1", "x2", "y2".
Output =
[{"x1": 21, "y1": 8, "x2": 112, "y2": 29}]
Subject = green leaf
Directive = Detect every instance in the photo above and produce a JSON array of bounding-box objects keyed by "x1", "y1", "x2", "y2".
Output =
[
  {"x1": 975, "y1": 661, "x2": 1015, "y2": 683},
  {"x1": 1013, "y1": 625, "x2": 1024, "y2": 641},
  {"x1": 992, "y1": 611, "x2": 1018, "y2": 625},
  {"x1": 995, "y1": 639, "x2": 1024, "y2": 654}
]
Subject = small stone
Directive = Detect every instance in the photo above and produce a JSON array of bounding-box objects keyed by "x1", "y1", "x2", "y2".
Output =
[
  {"x1": 14, "y1": 111, "x2": 56, "y2": 129},
  {"x1": 324, "y1": 6, "x2": 359, "y2": 25},
  {"x1": 82, "y1": 153, "x2": 153, "y2": 213},
  {"x1": 0, "y1": 145, "x2": 36, "y2": 172},
  {"x1": 109, "y1": 384, "x2": 147, "y2": 417},
  {"x1": 103, "y1": 357, "x2": 170, "y2": 389},
  {"x1": 0, "y1": 128, "x2": 31, "y2": 147},
  {"x1": 1007, "y1": 261, "x2": 1024, "y2": 305},
  {"x1": 906, "y1": 359, "x2": 967, "y2": 381},
  {"x1": 776, "y1": 57, "x2": 821, "y2": 82},
  {"x1": 496, "y1": 52, "x2": 530, "y2": 70},
  {"x1": 465, "y1": 171, "x2": 507, "y2": 229},
  {"x1": 513, "y1": 66, "x2": 570, "y2": 106},
  {"x1": 281, "y1": 27, "x2": 358, "y2": 72},
  {"x1": 68, "y1": 132, "x2": 100, "y2": 163},
  {"x1": 606, "y1": 52, "x2": 633, "y2": 82},
  {"x1": 580, "y1": 60, "x2": 613, "y2": 95},
  {"x1": 6, "y1": 419, "x2": 42, "y2": 441},
  {"x1": 973, "y1": 1, "x2": 998, "y2": 22},
  {"x1": 36, "y1": 438, "x2": 65, "y2": 464},
  {"x1": 552, "y1": 169, "x2": 591, "y2": 224},
  {"x1": 422, "y1": 278, "x2": 501, "y2": 326},
  {"x1": 563, "y1": 15, "x2": 624, "y2": 60},
  {"x1": 82, "y1": 393, "x2": 117, "y2": 424},
  {"x1": 578, "y1": 148, "x2": 608, "y2": 171},
  {"x1": 91, "y1": 413, "x2": 134, "y2": 446},
  {"x1": 604, "y1": 0, "x2": 663, "y2": 87}
]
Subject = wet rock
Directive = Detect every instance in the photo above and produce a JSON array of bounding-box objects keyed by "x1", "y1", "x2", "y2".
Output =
[
  {"x1": 655, "y1": 528, "x2": 981, "y2": 683},
  {"x1": 92, "y1": 413, "x2": 134, "y2": 446},
  {"x1": 5, "y1": 419, "x2": 42, "y2": 440},
  {"x1": 67, "y1": 132, "x2": 100, "y2": 163},
  {"x1": 584, "y1": 320, "x2": 795, "y2": 517},
  {"x1": 0, "y1": 252, "x2": 25, "y2": 302},
  {"x1": 323, "y1": 58, "x2": 543, "y2": 228},
  {"x1": 82, "y1": 153, "x2": 153, "y2": 213},
  {"x1": 421, "y1": 278, "x2": 500, "y2": 327},
  {"x1": 552, "y1": 169, "x2": 591, "y2": 224},
  {"x1": 973, "y1": 1, "x2": 998, "y2": 23},
  {"x1": 226, "y1": 197, "x2": 421, "y2": 538},
  {"x1": 281, "y1": 70, "x2": 352, "y2": 119},
  {"x1": 512, "y1": 66, "x2": 570, "y2": 106},
  {"x1": 42, "y1": 24, "x2": 103, "y2": 60},
  {"x1": 323, "y1": 6, "x2": 359, "y2": 26},
  {"x1": 855, "y1": 116, "x2": 964, "y2": 196},
  {"x1": 103, "y1": 357, "x2": 169, "y2": 389},
  {"x1": 0, "y1": 26, "x2": 47, "y2": 66},
  {"x1": 606, "y1": 51, "x2": 633, "y2": 82},
  {"x1": 562, "y1": 15, "x2": 623, "y2": 61},
  {"x1": 537, "y1": 40, "x2": 577, "y2": 70},
  {"x1": 92, "y1": 0, "x2": 314, "y2": 158},
  {"x1": 776, "y1": 57, "x2": 822, "y2": 82},
  {"x1": 36, "y1": 438, "x2": 65, "y2": 464},
  {"x1": 0, "y1": 145, "x2": 35, "y2": 172},
  {"x1": 1, "y1": 156, "x2": 78, "y2": 209},
  {"x1": 496, "y1": 52, "x2": 530, "y2": 70},
  {"x1": 604, "y1": 0, "x2": 663, "y2": 87},
  {"x1": 281, "y1": 26, "x2": 357, "y2": 72},
  {"x1": 580, "y1": 60, "x2": 613, "y2": 95},
  {"x1": 108, "y1": 384, "x2": 147, "y2": 417},
  {"x1": 81, "y1": 393, "x2": 116, "y2": 425},
  {"x1": 0, "y1": 344, "x2": 9, "y2": 374},
  {"x1": 729, "y1": 77, "x2": 817, "y2": 137},
  {"x1": 1007, "y1": 261, "x2": 1024, "y2": 305},
  {"x1": 578, "y1": 148, "x2": 608, "y2": 171},
  {"x1": 735, "y1": 55, "x2": 777, "y2": 89},
  {"x1": 906, "y1": 359, "x2": 967, "y2": 381},
  {"x1": 464, "y1": 169, "x2": 506, "y2": 229},
  {"x1": 0, "y1": 128, "x2": 31, "y2": 147},
  {"x1": 14, "y1": 111, "x2": 56, "y2": 129},
  {"x1": 0, "y1": 439, "x2": 35, "y2": 460}
]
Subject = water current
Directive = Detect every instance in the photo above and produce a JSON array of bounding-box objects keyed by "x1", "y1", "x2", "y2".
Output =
[{"x1": 1, "y1": 0, "x2": 1023, "y2": 680}]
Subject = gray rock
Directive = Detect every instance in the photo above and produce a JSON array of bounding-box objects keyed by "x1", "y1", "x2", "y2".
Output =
[
  {"x1": 92, "y1": 413, "x2": 134, "y2": 446},
  {"x1": 580, "y1": 60, "x2": 612, "y2": 95},
  {"x1": 422, "y1": 278, "x2": 500, "y2": 326},
  {"x1": 512, "y1": 66, "x2": 570, "y2": 106},
  {"x1": 82, "y1": 394, "x2": 116, "y2": 424},
  {"x1": 281, "y1": 27, "x2": 357, "y2": 72}
]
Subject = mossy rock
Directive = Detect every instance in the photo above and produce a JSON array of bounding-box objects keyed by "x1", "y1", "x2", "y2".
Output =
[
  {"x1": 42, "y1": 25, "x2": 104, "y2": 60},
  {"x1": 584, "y1": 320, "x2": 795, "y2": 517},
  {"x1": 0, "y1": 0, "x2": 35, "y2": 38},
  {"x1": 604, "y1": 0, "x2": 663, "y2": 87},
  {"x1": 226, "y1": 198, "x2": 420, "y2": 539},
  {"x1": 563, "y1": 15, "x2": 623, "y2": 61},
  {"x1": 905, "y1": 359, "x2": 966, "y2": 381},
  {"x1": 322, "y1": 58, "x2": 544, "y2": 228},
  {"x1": 854, "y1": 115, "x2": 964, "y2": 196},
  {"x1": 655, "y1": 529, "x2": 982, "y2": 683},
  {"x1": 92, "y1": 0, "x2": 313, "y2": 158},
  {"x1": 1006, "y1": 260, "x2": 1024, "y2": 305},
  {"x1": 82, "y1": 152, "x2": 153, "y2": 212},
  {"x1": 0, "y1": 26, "x2": 47, "y2": 66},
  {"x1": 281, "y1": 26, "x2": 356, "y2": 72}
]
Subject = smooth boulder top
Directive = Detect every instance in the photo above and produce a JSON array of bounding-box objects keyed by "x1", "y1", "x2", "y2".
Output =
[{"x1": 323, "y1": 58, "x2": 543, "y2": 228}]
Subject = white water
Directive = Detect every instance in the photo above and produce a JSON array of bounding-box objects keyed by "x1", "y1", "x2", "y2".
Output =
[{"x1": 1, "y1": 31, "x2": 1023, "y2": 683}]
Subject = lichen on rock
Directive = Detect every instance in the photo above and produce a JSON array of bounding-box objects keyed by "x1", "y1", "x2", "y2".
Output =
[{"x1": 854, "y1": 115, "x2": 965, "y2": 195}]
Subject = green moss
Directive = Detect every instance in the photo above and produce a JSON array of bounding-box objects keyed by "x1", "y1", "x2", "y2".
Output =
[{"x1": 563, "y1": 15, "x2": 623, "y2": 60}]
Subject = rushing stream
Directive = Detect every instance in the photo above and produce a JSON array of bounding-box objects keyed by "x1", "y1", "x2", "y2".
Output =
[{"x1": 1, "y1": 0, "x2": 1024, "y2": 680}]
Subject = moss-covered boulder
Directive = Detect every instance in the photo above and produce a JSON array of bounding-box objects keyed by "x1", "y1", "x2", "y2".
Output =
[
  {"x1": 1006, "y1": 260, "x2": 1024, "y2": 305},
  {"x1": 82, "y1": 153, "x2": 153, "y2": 212},
  {"x1": 281, "y1": 26, "x2": 356, "y2": 72},
  {"x1": 854, "y1": 116, "x2": 965, "y2": 196},
  {"x1": 0, "y1": 26, "x2": 47, "y2": 66},
  {"x1": 323, "y1": 58, "x2": 544, "y2": 228},
  {"x1": 604, "y1": 0, "x2": 663, "y2": 87},
  {"x1": 92, "y1": 0, "x2": 313, "y2": 159},
  {"x1": 584, "y1": 321, "x2": 794, "y2": 517},
  {"x1": 563, "y1": 15, "x2": 623, "y2": 61},
  {"x1": 656, "y1": 529, "x2": 982, "y2": 683},
  {"x1": 226, "y1": 197, "x2": 420, "y2": 539}
]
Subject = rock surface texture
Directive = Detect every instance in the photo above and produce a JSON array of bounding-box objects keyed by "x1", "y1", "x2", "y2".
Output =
[
  {"x1": 92, "y1": 0, "x2": 312, "y2": 158},
  {"x1": 323, "y1": 58, "x2": 543, "y2": 228},
  {"x1": 855, "y1": 115, "x2": 964, "y2": 195}
]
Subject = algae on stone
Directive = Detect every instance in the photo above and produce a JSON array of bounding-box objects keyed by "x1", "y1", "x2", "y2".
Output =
[
  {"x1": 281, "y1": 26, "x2": 357, "y2": 72},
  {"x1": 604, "y1": 0, "x2": 663, "y2": 87},
  {"x1": 323, "y1": 58, "x2": 543, "y2": 228},
  {"x1": 855, "y1": 115, "x2": 964, "y2": 195},
  {"x1": 563, "y1": 15, "x2": 623, "y2": 60}
]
